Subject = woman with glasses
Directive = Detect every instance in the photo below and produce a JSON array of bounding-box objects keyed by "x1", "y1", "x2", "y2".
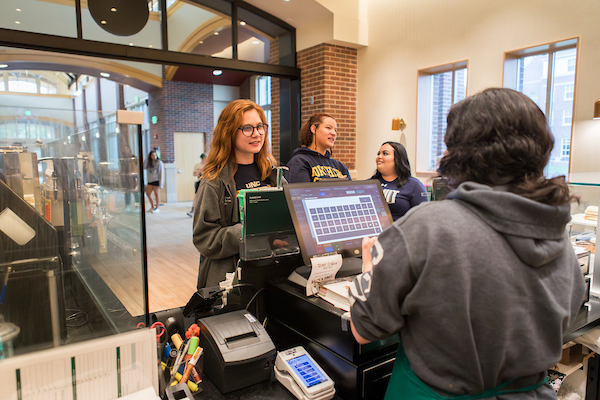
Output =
[
  {"x1": 192, "y1": 99, "x2": 280, "y2": 289},
  {"x1": 285, "y1": 113, "x2": 351, "y2": 183}
]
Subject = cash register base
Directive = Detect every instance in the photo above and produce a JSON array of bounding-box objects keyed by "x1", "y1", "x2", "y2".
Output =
[{"x1": 266, "y1": 278, "x2": 398, "y2": 400}]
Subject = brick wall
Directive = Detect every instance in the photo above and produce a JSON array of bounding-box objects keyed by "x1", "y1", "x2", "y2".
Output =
[
  {"x1": 148, "y1": 76, "x2": 213, "y2": 162},
  {"x1": 239, "y1": 77, "x2": 251, "y2": 100},
  {"x1": 270, "y1": 37, "x2": 281, "y2": 163},
  {"x1": 296, "y1": 43, "x2": 357, "y2": 170}
]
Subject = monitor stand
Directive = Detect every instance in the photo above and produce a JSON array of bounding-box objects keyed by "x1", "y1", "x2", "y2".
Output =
[{"x1": 287, "y1": 256, "x2": 363, "y2": 287}]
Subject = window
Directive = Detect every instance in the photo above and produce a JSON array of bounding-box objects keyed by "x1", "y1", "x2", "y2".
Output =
[
  {"x1": 561, "y1": 138, "x2": 570, "y2": 158},
  {"x1": 564, "y1": 83, "x2": 574, "y2": 101},
  {"x1": 255, "y1": 75, "x2": 272, "y2": 147},
  {"x1": 416, "y1": 62, "x2": 467, "y2": 172},
  {"x1": 504, "y1": 39, "x2": 577, "y2": 178},
  {"x1": 563, "y1": 109, "x2": 572, "y2": 126}
]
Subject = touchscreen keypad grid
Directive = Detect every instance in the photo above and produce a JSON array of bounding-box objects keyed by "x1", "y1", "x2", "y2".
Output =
[{"x1": 308, "y1": 198, "x2": 382, "y2": 243}]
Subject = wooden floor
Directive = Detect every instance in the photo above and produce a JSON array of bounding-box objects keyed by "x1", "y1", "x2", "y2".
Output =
[{"x1": 145, "y1": 201, "x2": 199, "y2": 314}]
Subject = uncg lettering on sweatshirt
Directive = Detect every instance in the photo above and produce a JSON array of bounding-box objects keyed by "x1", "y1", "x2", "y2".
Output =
[{"x1": 311, "y1": 165, "x2": 344, "y2": 181}]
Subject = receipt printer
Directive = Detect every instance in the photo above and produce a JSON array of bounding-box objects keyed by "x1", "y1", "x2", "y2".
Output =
[{"x1": 198, "y1": 310, "x2": 276, "y2": 393}]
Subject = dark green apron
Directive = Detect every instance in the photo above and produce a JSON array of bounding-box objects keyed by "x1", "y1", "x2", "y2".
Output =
[{"x1": 384, "y1": 345, "x2": 547, "y2": 400}]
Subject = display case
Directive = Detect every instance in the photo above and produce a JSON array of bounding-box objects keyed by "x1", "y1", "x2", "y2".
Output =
[
  {"x1": 0, "y1": 107, "x2": 149, "y2": 358},
  {"x1": 568, "y1": 173, "x2": 600, "y2": 299}
]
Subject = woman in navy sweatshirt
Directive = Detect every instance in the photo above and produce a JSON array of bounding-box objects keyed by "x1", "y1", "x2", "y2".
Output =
[
  {"x1": 285, "y1": 113, "x2": 351, "y2": 183},
  {"x1": 372, "y1": 141, "x2": 428, "y2": 220}
]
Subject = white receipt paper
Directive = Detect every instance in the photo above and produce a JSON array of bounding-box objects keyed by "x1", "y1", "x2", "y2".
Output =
[{"x1": 306, "y1": 253, "x2": 343, "y2": 296}]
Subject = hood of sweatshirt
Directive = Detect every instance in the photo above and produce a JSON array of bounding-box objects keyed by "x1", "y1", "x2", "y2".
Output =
[
  {"x1": 446, "y1": 181, "x2": 571, "y2": 268},
  {"x1": 291, "y1": 147, "x2": 331, "y2": 158}
]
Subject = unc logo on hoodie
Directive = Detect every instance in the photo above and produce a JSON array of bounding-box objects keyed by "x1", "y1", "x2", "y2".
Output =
[{"x1": 311, "y1": 165, "x2": 345, "y2": 181}]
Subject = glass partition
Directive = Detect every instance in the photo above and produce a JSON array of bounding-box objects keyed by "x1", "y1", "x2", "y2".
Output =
[
  {"x1": 0, "y1": 0, "x2": 78, "y2": 38},
  {"x1": 0, "y1": 106, "x2": 147, "y2": 358}
]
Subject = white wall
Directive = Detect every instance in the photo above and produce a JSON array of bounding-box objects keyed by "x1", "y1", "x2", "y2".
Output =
[{"x1": 355, "y1": 0, "x2": 600, "y2": 180}]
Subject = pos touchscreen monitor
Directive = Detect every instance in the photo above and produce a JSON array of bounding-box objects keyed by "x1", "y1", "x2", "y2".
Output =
[{"x1": 283, "y1": 179, "x2": 394, "y2": 266}]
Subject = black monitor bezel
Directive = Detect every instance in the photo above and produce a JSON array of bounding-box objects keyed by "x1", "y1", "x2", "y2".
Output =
[{"x1": 283, "y1": 179, "x2": 393, "y2": 266}]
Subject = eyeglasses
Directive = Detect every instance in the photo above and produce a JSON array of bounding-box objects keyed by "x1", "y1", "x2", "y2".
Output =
[{"x1": 238, "y1": 123, "x2": 268, "y2": 136}]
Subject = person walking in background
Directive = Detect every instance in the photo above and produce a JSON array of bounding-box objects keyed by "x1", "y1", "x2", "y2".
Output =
[
  {"x1": 350, "y1": 88, "x2": 585, "y2": 400},
  {"x1": 187, "y1": 153, "x2": 207, "y2": 217},
  {"x1": 143, "y1": 149, "x2": 164, "y2": 213},
  {"x1": 372, "y1": 141, "x2": 428, "y2": 221},
  {"x1": 285, "y1": 113, "x2": 351, "y2": 183}
]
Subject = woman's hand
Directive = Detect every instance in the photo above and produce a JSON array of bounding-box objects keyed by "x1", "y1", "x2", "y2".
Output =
[{"x1": 361, "y1": 236, "x2": 378, "y2": 273}]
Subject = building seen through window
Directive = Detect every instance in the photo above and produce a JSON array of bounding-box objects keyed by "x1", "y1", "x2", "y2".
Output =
[
  {"x1": 416, "y1": 62, "x2": 467, "y2": 172},
  {"x1": 504, "y1": 39, "x2": 577, "y2": 177}
]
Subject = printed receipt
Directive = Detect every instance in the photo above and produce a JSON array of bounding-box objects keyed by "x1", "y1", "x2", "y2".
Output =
[{"x1": 306, "y1": 253, "x2": 343, "y2": 296}]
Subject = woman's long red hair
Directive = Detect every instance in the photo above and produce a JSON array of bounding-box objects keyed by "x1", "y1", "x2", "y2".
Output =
[{"x1": 203, "y1": 99, "x2": 276, "y2": 181}]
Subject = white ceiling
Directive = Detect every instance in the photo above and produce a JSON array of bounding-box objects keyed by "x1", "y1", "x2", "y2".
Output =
[{"x1": 243, "y1": 0, "x2": 332, "y2": 28}]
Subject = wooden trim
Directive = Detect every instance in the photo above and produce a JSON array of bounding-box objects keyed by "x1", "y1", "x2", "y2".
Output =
[
  {"x1": 0, "y1": 91, "x2": 71, "y2": 99},
  {"x1": 0, "y1": 48, "x2": 163, "y2": 89},
  {"x1": 0, "y1": 114, "x2": 75, "y2": 127}
]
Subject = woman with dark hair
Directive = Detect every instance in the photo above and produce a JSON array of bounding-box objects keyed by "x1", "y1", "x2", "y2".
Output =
[
  {"x1": 193, "y1": 99, "x2": 280, "y2": 289},
  {"x1": 372, "y1": 141, "x2": 428, "y2": 220},
  {"x1": 350, "y1": 88, "x2": 585, "y2": 400},
  {"x1": 285, "y1": 113, "x2": 351, "y2": 183},
  {"x1": 143, "y1": 149, "x2": 164, "y2": 213}
]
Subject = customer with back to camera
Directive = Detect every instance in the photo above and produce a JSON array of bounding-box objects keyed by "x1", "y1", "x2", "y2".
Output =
[
  {"x1": 372, "y1": 141, "x2": 428, "y2": 221},
  {"x1": 192, "y1": 99, "x2": 281, "y2": 289},
  {"x1": 187, "y1": 153, "x2": 207, "y2": 218},
  {"x1": 349, "y1": 88, "x2": 586, "y2": 400},
  {"x1": 143, "y1": 149, "x2": 164, "y2": 213},
  {"x1": 285, "y1": 113, "x2": 351, "y2": 183}
]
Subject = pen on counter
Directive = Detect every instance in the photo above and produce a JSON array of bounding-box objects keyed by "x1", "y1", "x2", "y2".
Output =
[
  {"x1": 180, "y1": 346, "x2": 203, "y2": 384},
  {"x1": 169, "y1": 339, "x2": 190, "y2": 385}
]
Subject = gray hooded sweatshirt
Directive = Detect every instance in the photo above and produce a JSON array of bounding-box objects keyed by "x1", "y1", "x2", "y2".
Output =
[{"x1": 350, "y1": 182, "x2": 585, "y2": 399}]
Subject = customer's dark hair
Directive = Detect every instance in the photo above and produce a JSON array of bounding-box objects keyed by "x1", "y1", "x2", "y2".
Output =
[
  {"x1": 299, "y1": 113, "x2": 335, "y2": 147},
  {"x1": 371, "y1": 141, "x2": 412, "y2": 187},
  {"x1": 437, "y1": 88, "x2": 571, "y2": 206}
]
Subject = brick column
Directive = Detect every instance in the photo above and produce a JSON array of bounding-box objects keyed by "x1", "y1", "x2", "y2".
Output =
[
  {"x1": 297, "y1": 44, "x2": 357, "y2": 170},
  {"x1": 148, "y1": 76, "x2": 213, "y2": 162}
]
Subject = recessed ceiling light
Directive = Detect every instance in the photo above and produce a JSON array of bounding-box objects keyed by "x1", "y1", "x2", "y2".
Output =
[
  {"x1": 148, "y1": 44, "x2": 153, "y2": 48},
  {"x1": 16, "y1": 8, "x2": 21, "y2": 12},
  {"x1": 96, "y1": 132, "x2": 100, "y2": 138},
  {"x1": 240, "y1": 21, "x2": 246, "y2": 26},
  {"x1": 0, "y1": 64, "x2": 8, "y2": 68},
  {"x1": 15, "y1": 21, "x2": 21, "y2": 24},
  {"x1": 100, "y1": 72, "x2": 110, "y2": 78},
  {"x1": 81, "y1": 136, "x2": 86, "y2": 141},
  {"x1": 111, "y1": 7, "x2": 117, "y2": 12},
  {"x1": 252, "y1": 40, "x2": 260, "y2": 45},
  {"x1": 129, "y1": 43, "x2": 134, "y2": 46},
  {"x1": 213, "y1": 31, "x2": 219, "y2": 36},
  {"x1": 101, "y1": 20, "x2": 107, "y2": 24},
  {"x1": 199, "y1": 40, "x2": 204, "y2": 44},
  {"x1": 213, "y1": 70, "x2": 223, "y2": 76}
]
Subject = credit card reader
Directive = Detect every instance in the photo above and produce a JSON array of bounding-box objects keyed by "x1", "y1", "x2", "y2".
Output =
[{"x1": 274, "y1": 346, "x2": 335, "y2": 400}]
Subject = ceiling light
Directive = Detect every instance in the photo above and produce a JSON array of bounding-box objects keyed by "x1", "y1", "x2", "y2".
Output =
[
  {"x1": 199, "y1": 40, "x2": 204, "y2": 44},
  {"x1": 101, "y1": 20, "x2": 107, "y2": 24},
  {"x1": 148, "y1": 44, "x2": 153, "y2": 48},
  {"x1": 100, "y1": 72, "x2": 110, "y2": 78},
  {"x1": 214, "y1": 31, "x2": 219, "y2": 36},
  {"x1": 213, "y1": 70, "x2": 223, "y2": 76},
  {"x1": 96, "y1": 132, "x2": 100, "y2": 138},
  {"x1": 111, "y1": 7, "x2": 117, "y2": 12},
  {"x1": 15, "y1": 21, "x2": 21, "y2": 24},
  {"x1": 81, "y1": 136, "x2": 86, "y2": 141},
  {"x1": 0, "y1": 64, "x2": 8, "y2": 69},
  {"x1": 252, "y1": 40, "x2": 260, "y2": 45},
  {"x1": 16, "y1": 8, "x2": 21, "y2": 12},
  {"x1": 129, "y1": 43, "x2": 134, "y2": 46},
  {"x1": 240, "y1": 21, "x2": 246, "y2": 26}
]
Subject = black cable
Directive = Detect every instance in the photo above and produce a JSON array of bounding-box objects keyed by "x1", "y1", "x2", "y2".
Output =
[{"x1": 245, "y1": 287, "x2": 264, "y2": 311}]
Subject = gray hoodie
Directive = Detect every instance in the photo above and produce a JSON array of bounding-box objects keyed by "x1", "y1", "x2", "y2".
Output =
[{"x1": 350, "y1": 182, "x2": 585, "y2": 399}]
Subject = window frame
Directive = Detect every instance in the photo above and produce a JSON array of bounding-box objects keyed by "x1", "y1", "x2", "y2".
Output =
[{"x1": 416, "y1": 60, "x2": 468, "y2": 173}]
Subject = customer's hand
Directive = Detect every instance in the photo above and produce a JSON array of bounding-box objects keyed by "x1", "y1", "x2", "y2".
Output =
[{"x1": 361, "y1": 236, "x2": 378, "y2": 273}]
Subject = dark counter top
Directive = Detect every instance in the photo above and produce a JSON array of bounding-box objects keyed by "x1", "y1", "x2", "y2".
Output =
[{"x1": 563, "y1": 297, "x2": 600, "y2": 343}]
